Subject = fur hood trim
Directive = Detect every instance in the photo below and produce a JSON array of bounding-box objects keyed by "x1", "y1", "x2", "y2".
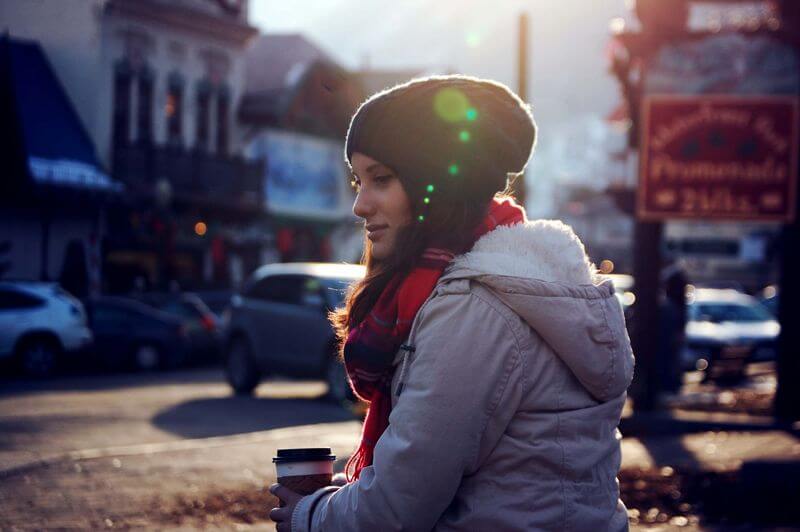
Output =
[{"x1": 450, "y1": 219, "x2": 599, "y2": 285}]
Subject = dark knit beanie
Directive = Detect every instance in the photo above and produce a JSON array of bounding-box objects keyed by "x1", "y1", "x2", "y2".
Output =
[{"x1": 345, "y1": 75, "x2": 536, "y2": 214}]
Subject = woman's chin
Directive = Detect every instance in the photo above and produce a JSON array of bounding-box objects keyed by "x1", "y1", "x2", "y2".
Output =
[{"x1": 370, "y1": 246, "x2": 389, "y2": 261}]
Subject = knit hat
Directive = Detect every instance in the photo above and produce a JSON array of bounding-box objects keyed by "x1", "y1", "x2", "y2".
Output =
[{"x1": 345, "y1": 75, "x2": 536, "y2": 214}]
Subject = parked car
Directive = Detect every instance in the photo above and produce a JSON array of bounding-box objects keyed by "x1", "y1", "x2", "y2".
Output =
[
  {"x1": 85, "y1": 296, "x2": 191, "y2": 371},
  {"x1": 193, "y1": 290, "x2": 235, "y2": 319},
  {"x1": 223, "y1": 262, "x2": 365, "y2": 400},
  {"x1": 600, "y1": 273, "x2": 635, "y2": 321},
  {"x1": 682, "y1": 288, "x2": 780, "y2": 380},
  {"x1": 133, "y1": 292, "x2": 222, "y2": 362},
  {"x1": 0, "y1": 281, "x2": 92, "y2": 376}
]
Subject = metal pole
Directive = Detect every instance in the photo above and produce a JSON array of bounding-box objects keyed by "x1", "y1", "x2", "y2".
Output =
[
  {"x1": 772, "y1": 0, "x2": 800, "y2": 423},
  {"x1": 630, "y1": 220, "x2": 663, "y2": 411},
  {"x1": 774, "y1": 114, "x2": 800, "y2": 423}
]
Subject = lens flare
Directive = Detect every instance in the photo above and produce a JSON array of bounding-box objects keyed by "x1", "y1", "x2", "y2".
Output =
[
  {"x1": 194, "y1": 221, "x2": 207, "y2": 236},
  {"x1": 434, "y1": 88, "x2": 470, "y2": 123},
  {"x1": 465, "y1": 31, "x2": 481, "y2": 48}
]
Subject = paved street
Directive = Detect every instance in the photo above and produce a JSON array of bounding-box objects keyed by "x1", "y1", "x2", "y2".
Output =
[
  {"x1": 0, "y1": 368, "x2": 362, "y2": 530},
  {"x1": 0, "y1": 368, "x2": 359, "y2": 474},
  {"x1": 0, "y1": 367, "x2": 798, "y2": 530}
]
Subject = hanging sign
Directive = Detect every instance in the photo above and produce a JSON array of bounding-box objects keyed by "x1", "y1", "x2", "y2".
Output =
[{"x1": 639, "y1": 95, "x2": 798, "y2": 222}]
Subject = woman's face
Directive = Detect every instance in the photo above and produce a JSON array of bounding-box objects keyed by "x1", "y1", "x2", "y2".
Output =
[{"x1": 350, "y1": 152, "x2": 413, "y2": 261}]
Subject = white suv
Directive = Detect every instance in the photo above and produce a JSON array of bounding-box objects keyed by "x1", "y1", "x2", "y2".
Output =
[{"x1": 0, "y1": 281, "x2": 93, "y2": 376}]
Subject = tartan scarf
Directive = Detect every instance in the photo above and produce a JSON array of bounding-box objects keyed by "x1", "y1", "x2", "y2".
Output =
[{"x1": 343, "y1": 197, "x2": 526, "y2": 481}]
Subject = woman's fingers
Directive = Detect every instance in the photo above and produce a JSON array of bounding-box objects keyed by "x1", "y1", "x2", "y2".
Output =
[
  {"x1": 269, "y1": 483, "x2": 302, "y2": 505},
  {"x1": 269, "y1": 505, "x2": 290, "y2": 523}
]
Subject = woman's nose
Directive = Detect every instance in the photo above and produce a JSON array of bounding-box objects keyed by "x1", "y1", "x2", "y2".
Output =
[{"x1": 352, "y1": 191, "x2": 374, "y2": 219}]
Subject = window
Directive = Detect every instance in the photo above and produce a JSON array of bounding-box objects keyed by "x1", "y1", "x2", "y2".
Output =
[
  {"x1": 691, "y1": 302, "x2": 773, "y2": 323},
  {"x1": 166, "y1": 77, "x2": 183, "y2": 146},
  {"x1": 216, "y1": 91, "x2": 229, "y2": 155},
  {"x1": 136, "y1": 72, "x2": 154, "y2": 144},
  {"x1": 247, "y1": 275, "x2": 307, "y2": 305},
  {"x1": 195, "y1": 86, "x2": 210, "y2": 151},
  {"x1": 321, "y1": 278, "x2": 353, "y2": 307},
  {"x1": 0, "y1": 289, "x2": 45, "y2": 311},
  {"x1": 112, "y1": 66, "x2": 132, "y2": 149}
]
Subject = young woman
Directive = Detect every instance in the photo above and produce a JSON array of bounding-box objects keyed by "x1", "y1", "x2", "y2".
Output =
[{"x1": 269, "y1": 75, "x2": 634, "y2": 531}]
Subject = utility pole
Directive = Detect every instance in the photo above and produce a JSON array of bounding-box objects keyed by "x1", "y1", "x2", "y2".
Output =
[
  {"x1": 774, "y1": 48, "x2": 800, "y2": 421},
  {"x1": 516, "y1": 12, "x2": 528, "y2": 207}
]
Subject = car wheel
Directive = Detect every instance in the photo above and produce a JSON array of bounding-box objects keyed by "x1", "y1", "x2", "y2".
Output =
[
  {"x1": 134, "y1": 343, "x2": 161, "y2": 371},
  {"x1": 226, "y1": 337, "x2": 260, "y2": 395},
  {"x1": 19, "y1": 337, "x2": 59, "y2": 377},
  {"x1": 325, "y1": 356, "x2": 355, "y2": 405}
]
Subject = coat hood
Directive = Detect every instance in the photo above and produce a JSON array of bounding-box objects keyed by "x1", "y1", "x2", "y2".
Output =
[{"x1": 440, "y1": 220, "x2": 634, "y2": 402}]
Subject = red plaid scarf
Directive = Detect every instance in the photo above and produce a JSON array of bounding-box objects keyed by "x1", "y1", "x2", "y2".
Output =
[{"x1": 343, "y1": 197, "x2": 526, "y2": 481}]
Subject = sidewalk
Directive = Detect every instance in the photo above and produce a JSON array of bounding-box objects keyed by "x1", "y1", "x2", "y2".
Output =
[
  {"x1": 618, "y1": 405, "x2": 800, "y2": 529},
  {"x1": 1, "y1": 409, "x2": 798, "y2": 530}
]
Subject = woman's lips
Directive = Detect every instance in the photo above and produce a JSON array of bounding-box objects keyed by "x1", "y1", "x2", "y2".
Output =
[{"x1": 366, "y1": 225, "x2": 388, "y2": 241}]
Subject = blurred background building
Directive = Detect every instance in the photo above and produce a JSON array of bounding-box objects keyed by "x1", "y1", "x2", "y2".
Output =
[
  {"x1": 2, "y1": 0, "x2": 265, "y2": 294},
  {"x1": 0, "y1": 0, "x2": 439, "y2": 294}
]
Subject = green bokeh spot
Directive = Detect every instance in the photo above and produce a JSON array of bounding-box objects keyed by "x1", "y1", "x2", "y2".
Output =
[
  {"x1": 423, "y1": 197, "x2": 430, "y2": 204},
  {"x1": 459, "y1": 130, "x2": 471, "y2": 142},
  {"x1": 448, "y1": 164, "x2": 459, "y2": 176},
  {"x1": 426, "y1": 184, "x2": 435, "y2": 193},
  {"x1": 433, "y1": 88, "x2": 470, "y2": 123},
  {"x1": 418, "y1": 215, "x2": 425, "y2": 222},
  {"x1": 466, "y1": 108, "x2": 478, "y2": 121}
]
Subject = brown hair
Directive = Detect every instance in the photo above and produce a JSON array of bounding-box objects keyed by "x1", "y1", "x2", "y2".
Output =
[{"x1": 329, "y1": 177, "x2": 516, "y2": 356}]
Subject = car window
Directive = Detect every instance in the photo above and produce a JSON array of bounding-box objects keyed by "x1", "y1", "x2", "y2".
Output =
[
  {"x1": 691, "y1": 302, "x2": 772, "y2": 323},
  {"x1": 158, "y1": 300, "x2": 199, "y2": 319},
  {"x1": 247, "y1": 275, "x2": 307, "y2": 305},
  {"x1": 321, "y1": 278, "x2": 354, "y2": 307},
  {"x1": 0, "y1": 288, "x2": 45, "y2": 310}
]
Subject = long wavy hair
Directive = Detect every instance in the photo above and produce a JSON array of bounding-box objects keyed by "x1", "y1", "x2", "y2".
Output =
[{"x1": 329, "y1": 169, "x2": 517, "y2": 355}]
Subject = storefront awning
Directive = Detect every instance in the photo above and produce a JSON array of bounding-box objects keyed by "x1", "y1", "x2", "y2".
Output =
[{"x1": 1, "y1": 37, "x2": 121, "y2": 192}]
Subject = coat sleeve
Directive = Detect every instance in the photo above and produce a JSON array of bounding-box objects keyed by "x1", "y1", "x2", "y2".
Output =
[{"x1": 293, "y1": 289, "x2": 525, "y2": 532}]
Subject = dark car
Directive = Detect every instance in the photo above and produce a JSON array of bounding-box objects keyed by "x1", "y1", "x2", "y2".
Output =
[
  {"x1": 134, "y1": 292, "x2": 222, "y2": 362},
  {"x1": 682, "y1": 288, "x2": 780, "y2": 380},
  {"x1": 86, "y1": 296, "x2": 190, "y2": 371},
  {"x1": 223, "y1": 262, "x2": 365, "y2": 400}
]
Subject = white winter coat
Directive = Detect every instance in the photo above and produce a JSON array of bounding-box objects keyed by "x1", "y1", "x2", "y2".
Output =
[{"x1": 292, "y1": 220, "x2": 635, "y2": 531}]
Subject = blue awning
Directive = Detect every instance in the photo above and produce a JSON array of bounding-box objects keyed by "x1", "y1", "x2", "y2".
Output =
[{"x1": 3, "y1": 37, "x2": 121, "y2": 192}]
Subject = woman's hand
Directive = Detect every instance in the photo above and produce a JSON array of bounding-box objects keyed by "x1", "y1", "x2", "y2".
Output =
[{"x1": 268, "y1": 483, "x2": 303, "y2": 532}]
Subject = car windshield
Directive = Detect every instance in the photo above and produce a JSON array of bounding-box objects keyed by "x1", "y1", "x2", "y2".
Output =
[{"x1": 689, "y1": 302, "x2": 773, "y2": 323}]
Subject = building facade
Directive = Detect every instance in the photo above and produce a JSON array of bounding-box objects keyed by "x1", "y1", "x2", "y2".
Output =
[{"x1": 2, "y1": 0, "x2": 262, "y2": 293}]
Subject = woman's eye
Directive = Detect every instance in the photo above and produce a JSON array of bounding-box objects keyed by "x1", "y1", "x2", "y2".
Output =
[{"x1": 374, "y1": 175, "x2": 392, "y2": 186}]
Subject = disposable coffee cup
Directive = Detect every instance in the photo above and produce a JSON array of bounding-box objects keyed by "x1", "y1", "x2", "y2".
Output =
[{"x1": 273, "y1": 448, "x2": 336, "y2": 500}]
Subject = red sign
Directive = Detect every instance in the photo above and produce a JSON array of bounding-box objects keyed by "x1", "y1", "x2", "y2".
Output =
[{"x1": 639, "y1": 96, "x2": 798, "y2": 221}]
